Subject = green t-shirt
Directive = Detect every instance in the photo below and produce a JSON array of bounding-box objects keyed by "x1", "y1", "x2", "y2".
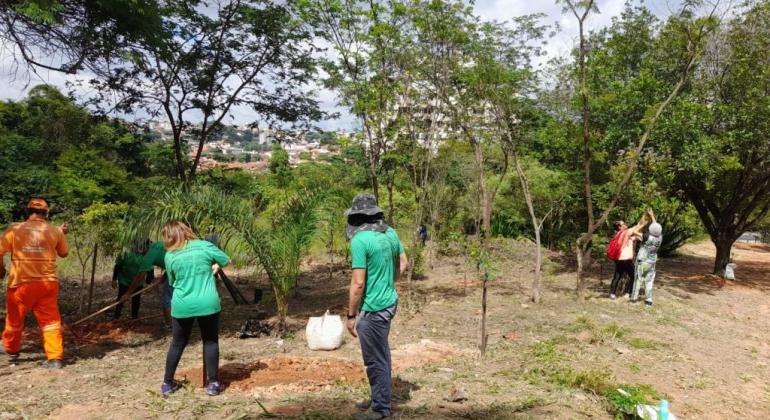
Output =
[
  {"x1": 114, "y1": 252, "x2": 145, "y2": 287},
  {"x1": 351, "y1": 227, "x2": 404, "y2": 312},
  {"x1": 139, "y1": 241, "x2": 167, "y2": 271},
  {"x1": 164, "y1": 239, "x2": 230, "y2": 318}
]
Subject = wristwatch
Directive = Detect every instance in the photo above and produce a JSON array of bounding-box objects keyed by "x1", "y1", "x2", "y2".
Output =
[{"x1": 347, "y1": 313, "x2": 357, "y2": 320}]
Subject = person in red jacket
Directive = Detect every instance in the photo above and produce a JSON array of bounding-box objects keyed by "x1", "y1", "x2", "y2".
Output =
[
  {"x1": 0, "y1": 198, "x2": 69, "y2": 368},
  {"x1": 609, "y1": 213, "x2": 649, "y2": 299}
]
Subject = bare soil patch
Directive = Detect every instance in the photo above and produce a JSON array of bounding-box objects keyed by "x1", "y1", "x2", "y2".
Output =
[
  {"x1": 71, "y1": 319, "x2": 161, "y2": 342},
  {"x1": 48, "y1": 402, "x2": 134, "y2": 420},
  {"x1": 392, "y1": 339, "x2": 475, "y2": 372},
  {"x1": 178, "y1": 356, "x2": 366, "y2": 390},
  {"x1": 20, "y1": 319, "x2": 160, "y2": 345}
]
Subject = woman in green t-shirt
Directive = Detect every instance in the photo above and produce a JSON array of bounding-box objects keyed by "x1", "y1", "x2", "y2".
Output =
[{"x1": 159, "y1": 220, "x2": 230, "y2": 397}]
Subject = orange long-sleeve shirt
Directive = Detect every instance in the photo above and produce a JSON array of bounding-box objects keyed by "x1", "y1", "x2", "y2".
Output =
[{"x1": 0, "y1": 219, "x2": 68, "y2": 288}]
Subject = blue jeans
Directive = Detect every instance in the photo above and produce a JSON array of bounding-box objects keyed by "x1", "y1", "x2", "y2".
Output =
[
  {"x1": 356, "y1": 302, "x2": 397, "y2": 416},
  {"x1": 162, "y1": 275, "x2": 173, "y2": 309}
]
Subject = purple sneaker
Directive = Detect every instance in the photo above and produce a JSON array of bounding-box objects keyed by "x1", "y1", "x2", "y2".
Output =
[
  {"x1": 206, "y1": 381, "x2": 222, "y2": 396},
  {"x1": 161, "y1": 381, "x2": 181, "y2": 396}
]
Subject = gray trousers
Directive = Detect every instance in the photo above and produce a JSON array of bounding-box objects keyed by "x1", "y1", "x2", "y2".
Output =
[
  {"x1": 356, "y1": 302, "x2": 397, "y2": 416},
  {"x1": 632, "y1": 260, "x2": 657, "y2": 303}
]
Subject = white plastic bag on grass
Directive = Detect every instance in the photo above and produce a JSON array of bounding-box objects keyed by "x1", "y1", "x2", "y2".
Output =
[
  {"x1": 306, "y1": 310, "x2": 344, "y2": 350},
  {"x1": 636, "y1": 404, "x2": 678, "y2": 420},
  {"x1": 724, "y1": 263, "x2": 736, "y2": 280}
]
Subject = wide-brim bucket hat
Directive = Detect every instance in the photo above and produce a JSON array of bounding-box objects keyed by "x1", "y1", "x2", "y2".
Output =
[
  {"x1": 345, "y1": 193, "x2": 387, "y2": 240},
  {"x1": 344, "y1": 193, "x2": 384, "y2": 217}
]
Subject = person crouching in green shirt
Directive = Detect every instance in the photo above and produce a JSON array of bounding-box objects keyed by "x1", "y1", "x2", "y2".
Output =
[
  {"x1": 112, "y1": 240, "x2": 152, "y2": 319},
  {"x1": 345, "y1": 193, "x2": 408, "y2": 420},
  {"x1": 160, "y1": 220, "x2": 230, "y2": 398}
]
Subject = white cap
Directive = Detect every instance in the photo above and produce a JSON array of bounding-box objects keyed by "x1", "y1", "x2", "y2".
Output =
[{"x1": 649, "y1": 222, "x2": 662, "y2": 237}]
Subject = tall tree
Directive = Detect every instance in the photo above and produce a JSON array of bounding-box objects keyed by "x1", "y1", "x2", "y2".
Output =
[
  {"x1": 461, "y1": 18, "x2": 550, "y2": 303},
  {"x1": 0, "y1": 0, "x2": 164, "y2": 74},
  {"x1": 656, "y1": 2, "x2": 770, "y2": 274},
  {"x1": 300, "y1": 0, "x2": 412, "y2": 220},
  {"x1": 0, "y1": 85, "x2": 147, "y2": 220},
  {"x1": 420, "y1": 0, "x2": 511, "y2": 354},
  {"x1": 88, "y1": 0, "x2": 322, "y2": 185},
  {"x1": 559, "y1": 1, "x2": 717, "y2": 298}
]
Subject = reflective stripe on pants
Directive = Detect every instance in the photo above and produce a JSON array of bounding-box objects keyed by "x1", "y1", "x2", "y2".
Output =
[{"x1": 2, "y1": 281, "x2": 63, "y2": 360}]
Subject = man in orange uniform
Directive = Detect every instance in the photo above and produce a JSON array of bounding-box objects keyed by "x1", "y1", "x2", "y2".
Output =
[{"x1": 0, "y1": 198, "x2": 69, "y2": 368}]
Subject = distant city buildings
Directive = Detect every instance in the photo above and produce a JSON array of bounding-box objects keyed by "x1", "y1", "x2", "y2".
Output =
[{"x1": 145, "y1": 120, "x2": 347, "y2": 172}]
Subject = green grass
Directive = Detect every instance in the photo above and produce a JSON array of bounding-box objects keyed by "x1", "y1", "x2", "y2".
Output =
[
  {"x1": 606, "y1": 385, "x2": 655, "y2": 418},
  {"x1": 627, "y1": 336, "x2": 662, "y2": 350},
  {"x1": 567, "y1": 317, "x2": 632, "y2": 345},
  {"x1": 525, "y1": 338, "x2": 663, "y2": 418},
  {"x1": 569, "y1": 318, "x2": 661, "y2": 352},
  {"x1": 530, "y1": 338, "x2": 562, "y2": 364},
  {"x1": 456, "y1": 400, "x2": 548, "y2": 419},
  {"x1": 567, "y1": 315, "x2": 595, "y2": 332},
  {"x1": 591, "y1": 323, "x2": 629, "y2": 344}
]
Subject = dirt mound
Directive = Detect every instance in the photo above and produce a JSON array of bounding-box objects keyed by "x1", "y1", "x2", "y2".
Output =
[
  {"x1": 178, "y1": 356, "x2": 366, "y2": 390},
  {"x1": 392, "y1": 339, "x2": 474, "y2": 372}
]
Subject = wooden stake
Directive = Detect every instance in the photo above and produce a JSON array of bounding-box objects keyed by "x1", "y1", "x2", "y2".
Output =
[
  {"x1": 87, "y1": 243, "x2": 98, "y2": 313},
  {"x1": 202, "y1": 345, "x2": 208, "y2": 387},
  {"x1": 480, "y1": 271, "x2": 488, "y2": 356}
]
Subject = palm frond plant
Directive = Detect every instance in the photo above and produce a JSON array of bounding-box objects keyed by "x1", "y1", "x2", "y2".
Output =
[{"x1": 121, "y1": 185, "x2": 322, "y2": 335}]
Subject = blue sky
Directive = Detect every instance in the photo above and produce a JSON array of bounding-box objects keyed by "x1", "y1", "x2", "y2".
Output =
[{"x1": 0, "y1": 0, "x2": 688, "y2": 130}]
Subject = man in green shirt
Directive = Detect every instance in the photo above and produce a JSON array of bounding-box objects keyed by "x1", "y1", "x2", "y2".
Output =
[
  {"x1": 344, "y1": 193, "x2": 407, "y2": 420},
  {"x1": 112, "y1": 242, "x2": 151, "y2": 319}
]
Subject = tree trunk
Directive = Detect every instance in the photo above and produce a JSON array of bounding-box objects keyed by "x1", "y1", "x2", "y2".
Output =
[
  {"x1": 713, "y1": 236, "x2": 735, "y2": 276},
  {"x1": 480, "y1": 271, "x2": 488, "y2": 356},
  {"x1": 472, "y1": 141, "x2": 491, "y2": 239},
  {"x1": 386, "y1": 180, "x2": 395, "y2": 226},
  {"x1": 532, "y1": 227, "x2": 543, "y2": 304},
  {"x1": 427, "y1": 222, "x2": 436, "y2": 270},
  {"x1": 406, "y1": 228, "x2": 418, "y2": 286},
  {"x1": 470, "y1": 139, "x2": 492, "y2": 356},
  {"x1": 511, "y1": 150, "x2": 543, "y2": 303},
  {"x1": 328, "y1": 223, "x2": 334, "y2": 283},
  {"x1": 87, "y1": 244, "x2": 98, "y2": 313},
  {"x1": 575, "y1": 235, "x2": 591, "y2": 300},
  {"x1": 363, "y1": 121, "x2": 380, "y2": 201},
  {"x1": 275, "y1": 290, "x2": 288, "y2": 337},
  {"x1": 79, "y1": 270, "x2": 86, "y2": 313},
  {"x1": 78, "y1": 261, "x2": 87, "y2": 314},
  {"x1": 171, "y1": 131, "x2": 188, "y2": 186}
]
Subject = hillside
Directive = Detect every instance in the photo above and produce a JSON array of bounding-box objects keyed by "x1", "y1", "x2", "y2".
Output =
[{"x1": 1, "y1": 240, "x2": 768, "y2": 419}]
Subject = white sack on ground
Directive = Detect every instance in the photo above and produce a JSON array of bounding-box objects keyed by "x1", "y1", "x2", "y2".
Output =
[
  {"x1": 724, "y1": 263, "x2": 736, "y2": 280},
  {"x1": 306, "y1": 310, "x2": 344, "y2": 351}
]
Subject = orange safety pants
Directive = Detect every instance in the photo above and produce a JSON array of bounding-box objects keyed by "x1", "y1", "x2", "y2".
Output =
[{"x1": 2, "y1": 281, "x2": 63, "y2": 360}]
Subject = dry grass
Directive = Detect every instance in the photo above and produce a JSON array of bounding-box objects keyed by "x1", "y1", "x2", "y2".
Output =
[{"x1": 1, "y1": 240, "x2": 769, "y2": 419}]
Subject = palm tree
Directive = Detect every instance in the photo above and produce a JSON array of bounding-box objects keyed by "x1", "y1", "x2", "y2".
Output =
[{"x1": 122, "y1": 186, "x2": 321, "y2": 335}]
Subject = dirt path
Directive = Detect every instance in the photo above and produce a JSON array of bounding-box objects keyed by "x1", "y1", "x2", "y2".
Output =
[{"x1": 0, "y1": 240, "x2": 768, "y2": 419}]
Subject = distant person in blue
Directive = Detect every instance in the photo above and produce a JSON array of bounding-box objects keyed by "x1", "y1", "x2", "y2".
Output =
[{"x1": 418, "y1": 224, "x2": 427, "y2": 246}]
